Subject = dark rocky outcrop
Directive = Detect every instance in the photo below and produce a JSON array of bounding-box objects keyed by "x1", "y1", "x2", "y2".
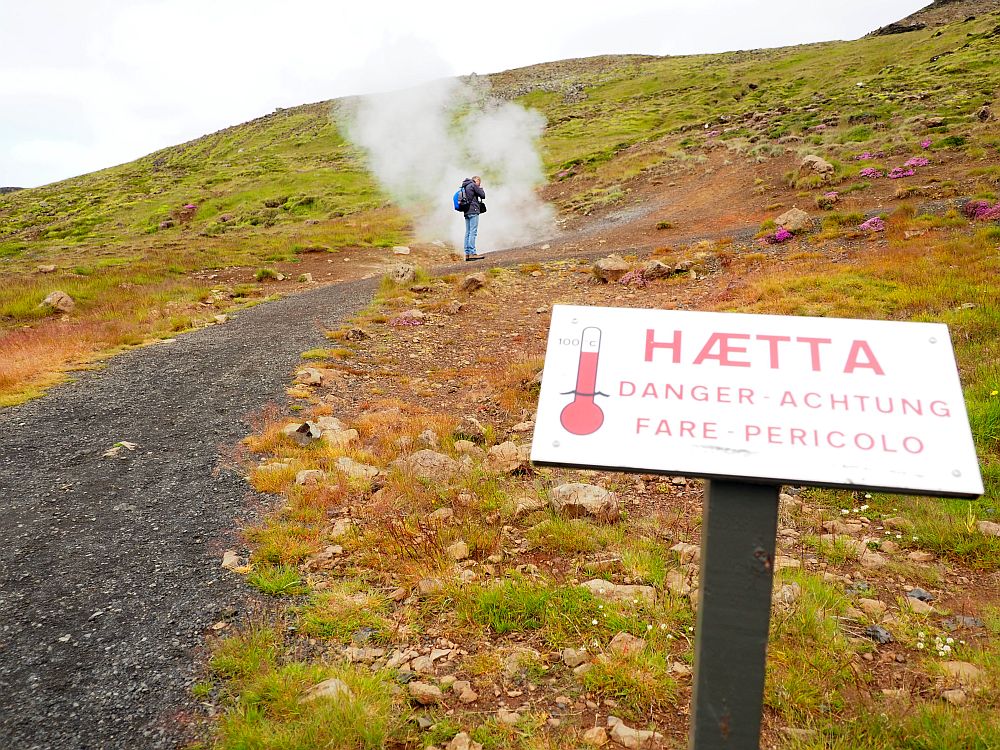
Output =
[
  {"x1": 0, "y1": 187, "x2": 24, "y2": 194},
  {"x1": 870, "y1": 22, "x2": 927, "y2": 36}
]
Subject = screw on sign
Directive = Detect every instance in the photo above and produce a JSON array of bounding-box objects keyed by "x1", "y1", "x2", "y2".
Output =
[{"x1": 559, "y1": 327, "x2": 607, "y2": 436}]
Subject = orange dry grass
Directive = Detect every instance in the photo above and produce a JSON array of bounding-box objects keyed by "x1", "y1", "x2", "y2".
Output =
[
  {"x1": 353, "y1": 399, "x2": 459, "y2": 462},
  {"x1": 0, "y1": 321, "x2": 110, "y2": 404},
  {"x1": 482, "y1": 356, "x2": 544, "y2": 416}
]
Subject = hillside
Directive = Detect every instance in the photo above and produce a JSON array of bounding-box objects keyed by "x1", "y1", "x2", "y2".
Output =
[{"x1": 0, "y1": 8, "x2": 999, "y2": 406}]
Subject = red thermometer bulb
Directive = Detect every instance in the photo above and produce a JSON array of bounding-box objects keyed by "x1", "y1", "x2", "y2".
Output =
[{"x1": 560, "y1": 327, "x2": 605, "y2": 435}]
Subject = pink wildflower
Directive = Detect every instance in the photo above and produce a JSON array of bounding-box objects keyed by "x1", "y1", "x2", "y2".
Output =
[
  {"x1": 962, "y1": 200, "x2": 1000, "y2": 221},
  {"x1": 824, "y1": 191, "x2": 839, "y2": 199},
  {"x1": 619, "y1": 270, "x2": 648, "y2": 287},
  {"x1": 705, "y1": 130, "x2": 720, "y2": 138},
  {"x1": 859, "y1": 167, "x2": 883, "y2": 179},
  {"x1": 858, "y1": 216, "x2": 886, "y2": 232},
  {"x1": 389, "y1": 316, "x2": 424, "y2": 327},
  {"x1": 921, "y1": 139, "x2": 932, "y2": 149},
  {"x1": 904, "y1": 157, "x2": 930, "y2": 168},
  {"x1": 763, "y1": 226, "x2": 794, "y2": 245},
  {"x1": 887, "y1": 167, "x2": 914, "y2": 179}
]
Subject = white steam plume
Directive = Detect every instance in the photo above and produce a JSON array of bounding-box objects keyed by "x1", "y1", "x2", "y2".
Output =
[{"x1": 340, "y1": 76, "x2": 554, "y2": 253}]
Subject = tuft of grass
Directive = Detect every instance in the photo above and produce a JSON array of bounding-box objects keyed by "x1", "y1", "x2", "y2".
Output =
[
  {"x1": 246, "y1": 564, "x2": 308, "y2": 596},
  {"x1": 254, "y1": 268, "x2": 278, "y2": 282},
  {"x1": 298, "y1": 582, "x2": 392, "y2": 644},
  {"x1": 581, "y1": 651, "x2": 679, "y2": 719}
]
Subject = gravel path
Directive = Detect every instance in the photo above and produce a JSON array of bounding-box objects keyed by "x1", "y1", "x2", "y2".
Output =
[{"x1": 0, "y1": 278, "x2": 375, "y2": 749}]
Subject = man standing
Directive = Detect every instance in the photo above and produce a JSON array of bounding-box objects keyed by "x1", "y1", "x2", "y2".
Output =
[{"x1": 461, "y1": 175, "x2": 486, "y2": 261}]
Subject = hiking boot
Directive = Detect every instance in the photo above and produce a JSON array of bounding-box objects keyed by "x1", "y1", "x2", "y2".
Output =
[{"x1": 465, "y1": 254, "x2": 485, "y2": 261}]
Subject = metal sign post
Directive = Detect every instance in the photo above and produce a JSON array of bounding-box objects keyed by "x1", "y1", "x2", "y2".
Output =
[
  {"x1": 689, "y1": 480, "x2": 779, "y2": 749},
  {"x1": 531, "y1": 304, "x2": 985, "y2": 750}
]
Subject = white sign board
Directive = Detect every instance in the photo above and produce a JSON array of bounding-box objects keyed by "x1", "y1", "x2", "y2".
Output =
[{"x1": 531, "y1": 305, "x2": 983, "y2": 498}]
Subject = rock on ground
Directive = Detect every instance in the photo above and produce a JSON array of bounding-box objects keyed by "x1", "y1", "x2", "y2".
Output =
[
  {"x1": 593, "y1": 255, "x2": 630, "y2": 282},
  {"x1": 775, "y1": 207, "x2": 812, "y2": 233},
  {"x1": 550, "y1": 483, "x2": 620, "y2": 522}
]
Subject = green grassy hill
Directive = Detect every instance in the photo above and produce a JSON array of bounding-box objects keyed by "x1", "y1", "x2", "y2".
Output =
[{"x1": 0, "y1": 7, "x2": 998, "y2": 403}]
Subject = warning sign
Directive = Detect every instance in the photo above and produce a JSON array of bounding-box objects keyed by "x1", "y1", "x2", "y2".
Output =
[{"x1": 530, "y1": 305, "x2": 983, "y2": 498}]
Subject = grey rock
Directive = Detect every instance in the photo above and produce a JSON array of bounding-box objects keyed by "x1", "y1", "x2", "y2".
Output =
[
  {"x1": 391, "y1": 450, "x2": 461, "y2": 482},
  {"x1": 775, "y1": 207, "x2": 812, "y2": 233},
  {"x1": 592, "y1": 255, "x2": 630, "y2": 282},
  {"x1": 550, "y1": 483, "x2": 620, "y2": 522},
  {"x1": 40, "y1": 290, "x2": 75, "y2": 313},
  {"x1": 388, "y1": 264, "x2": 417, "y2": 284}
]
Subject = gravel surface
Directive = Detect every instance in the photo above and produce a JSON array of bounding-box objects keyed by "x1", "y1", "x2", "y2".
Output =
[{"x1": 0, "y1": 278, "x2": 375, "y2": 749}]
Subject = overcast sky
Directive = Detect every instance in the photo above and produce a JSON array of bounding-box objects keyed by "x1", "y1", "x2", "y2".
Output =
[{"x1": 2, "y1": 0, "x2": 928, "y2": 188}]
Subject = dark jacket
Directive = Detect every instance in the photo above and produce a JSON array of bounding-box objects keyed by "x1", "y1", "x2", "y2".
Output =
[{"x1": 462, "y1": 178, "x2": 486, "y2": 216}]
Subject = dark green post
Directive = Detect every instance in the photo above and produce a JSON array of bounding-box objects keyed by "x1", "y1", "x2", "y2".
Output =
[{"x1": 689, "y1": 480, "x2": 780, "y2": 750}]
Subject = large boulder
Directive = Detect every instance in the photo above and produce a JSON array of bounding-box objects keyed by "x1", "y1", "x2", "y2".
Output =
[
  {"x1": 40, "y1": 290, "x2": 75, "y2": 313},
  {"x1": 485, "y1": 442, "x2": 531, "y2": 473},
  {"x1": 592, "y1": 255, "x2": 630, "y2": 282},
  {"x1": 388, "y1": 264, "x2": 416, "y2": 284},
  {"x1": 391, "y1": 449, "x2": 461, "y2": 482},
  {"x1": 798, "y1": 155, "x2": 835, "y2": 177},
  {"x1": 775, "y1": 207, "x2": 812, "y2": 233},
  {"x1": 550, "y1": 483, "x2": 620, "y2": 522},
  {"x1": 460, "y1": 273, "x2": 487, "y2": 293}
]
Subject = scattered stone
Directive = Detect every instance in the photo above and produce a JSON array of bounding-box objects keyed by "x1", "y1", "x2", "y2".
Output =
[
  {"x1": 453, "y1": 440, "x2": 485, "y2": 459},
  {"x1": 452, "y1": 680, "x2": 478, "y2": 703},
  {"x1": 607, "y1": 716, "x2": 663, "y2": 749},
  {"x1": 593, "y1": 255, "x2": 630, "y2": 282},
  {"x1": 391, "y1": 450, "x2": 460, "y2": 482},
  {"x1": 670, "y1": 661, "x2": 692, "y2": 676},
  {"x1": 408, "y1": 681, "x2": 443, "y2": 705},
  {"x1": 447, "y1": 540, "x2": 470, "y2": 561},
  {"x1": 213, "y1": 314, "x2": 228, "y2": 324},
  {"x1": 941, "y1": 616, "x2": 984, "y2": 631},
  {"x1": 906, "y1": 587, "x2": 935, "y2": 602},
  {"x1": 497, "y1": 708, "x2": 521, "y2": 725},
  {"x1": 976, "y1": 105, "x2": 993, "y2": 122},
  {"x1": 858, "y1": 598, "x2": 887, "y2": 618},
  {"x1": 798, "y1": 154, "x2": 835, "y2": 176},
  {"x1": 513, "y1": 496, "x2": 546, "y2": 517},
  {"x1": 641, "y1": 259, "x2": 673, "y2": 280},
  {"x1": 335, "y1": 457, "x2": 380, "y2": 482},
  {"x1": 294, "y1": 368, "x2": 324, "y2": 386},
  {"x1": 393, "y1": 245, "x2": 411, "y2": 255},
  {"x1": 502, "y1": 647, "x2": 542, "y2": 679},
  {"x1": 221, "y1": 550, "x2": 243, "y2": 571},
  {"x1": 281, "y1": 421, "x2": 322, "y2": 446},
  {"x1": 881, "y1": 688, "x2": 907, "y2": 702},
  {"x1": 562, "y1": 647, "x2": 589, "y2": 668},
  {"x1": 295, "y1": 469, "x2": 325, "y2": 486},
  {"x1": 581, "y1": 579, "x2": 655, "y2": 605},
  {"x1": 670, "y1": 542, "x2": 700, "y2": 564},
  {"x1": 608, "y1": 632, "x2": 646, "y2": 656},
  {"x1": 664, "y1": 570, "x2": 693, "y2": 597},
  {"x1": 905, "y1": 598, "x2": 935, "y2": 615},
  {"x1": 864, "y1": 625, "x2": 893, "y2": 644},
  {"x1": 860, "y1": 550, "x2": 889, "y2": 569},
  {"x1": 302, "y1": 677, "x2": 353, "y2": 702},
  {"x1": 940, "y1": 661, "x2": 984, "y2": 686},
  {"x1": 447, "y1": 733, "x2": 483, "y2": 750},
  {"x1": 456, "y1": 416, "x2": 487, "y2": 440},
  {"x1": 428, "y1": 507, "x2": 455, "y2": 523},
  {"x1": 774, "y1": 555, "x2": 801, "y2": 571},
  {"x1": 460, "y1": 273, "x2": 487, "y2": 293},
  {"x1": 411, "y1": 656, "x2": 436, "y2": 674},
  {"x1": 550, "y1": 483, "x2": 620, "y2": 523},
  {"x1": 40, "y1": 290, "x2": 75, "y2": 313},
  {"x1": 908, "y1": 550, "x2": 934, "y2": 563},
  {"x1": 774, "y1": 582, "x2": 801, "y2": 607},
  {"x1": 299, "y1": 272, "x2": 313, "y2": 283},
  {"x1": 941, "y1": 688, "x2": 967, "y2": 705},
  {"x1": 37, "y1": 264, "x2": 57, "y2": 273},
  {"x1": 388, "y1": 264, "x2": 417, "y2": 284},
  {"x1": 582, "y1": 726, "x2": 609, "y2": 746},
  {"x1": 485, "y1": 442, "x2": 532, "y2": 473},
  {"x1": 976, "y1": 520, "x2": 1000, "y2": 537},
  {"x1": 417, "y1": 429, "x2": 440, "y2": 449},
  {"x1": 775, "y1": 207, "x2": 812, "y2": 233},
  {"x1": 417, "y1": 578, "x2": 445, "y2": 596}
]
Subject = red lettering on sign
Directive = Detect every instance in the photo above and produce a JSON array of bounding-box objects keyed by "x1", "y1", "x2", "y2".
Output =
[
  {"x1": 692, "y1": 333, "x2": 752, "y2": 367},
  {"x1": 645, "y1": 329, "x2": 681, "y2": 363},
  {"x1": 844, "y1": 340, "x2": 885, "y2": 375},
  {"x1": 757, "y1": 334, "x2": 792, "y2": 368},
  {"x1": 796, "y1": 337, "x2": 832, "y2": 371}
]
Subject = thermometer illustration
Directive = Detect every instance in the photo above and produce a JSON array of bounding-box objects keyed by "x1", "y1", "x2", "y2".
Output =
[{"x1": 560, "y1": 327, "x2": 606, "y2": 435}]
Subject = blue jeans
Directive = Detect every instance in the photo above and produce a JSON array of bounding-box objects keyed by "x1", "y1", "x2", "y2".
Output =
[{"x1": 464, "y1": 213, "x2": 479, "y2": 254}]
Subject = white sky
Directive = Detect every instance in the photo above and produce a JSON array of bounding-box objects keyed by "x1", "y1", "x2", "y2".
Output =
[{"x1": 1, "y1": 0, "x2": 928, "y2": 188}]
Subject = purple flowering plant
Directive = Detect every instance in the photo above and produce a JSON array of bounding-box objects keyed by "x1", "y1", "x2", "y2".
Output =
[
  {"x1": 619, "y1": 270, "x2": 649, "y2": 287},
  {"x1": 763, "y1": 226, "x2": 794, "y2": 245},
  {"x1": 858, "y1": 216, "x2": 886, "y2": 232},
  {"x1": 887, "y1": 167, "x2": 915, "y2": 179},
  {"x1": 904, "y1": 157, "x2": 930, "y2": 168},
  {"x1": 962, "y1": 200, "x2": 1000, "y2": 221},
  {"x1": 859, "y1": 167, "x2": 883, "y2": 179},
  {"x1": 921, "y1": 139, "x2": 932, "y2": 149}
]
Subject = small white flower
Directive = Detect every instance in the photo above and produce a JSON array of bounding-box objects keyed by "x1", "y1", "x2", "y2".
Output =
[
  {"x1": 912, "y1": 536, "x2": 919, "y2": 541},
  {"x1": 938, "y1": 650, "x2": 946, "y2": 657},
  {"x1": 917, "y1": 643, "x2": 925, "y2": 649},
  {"x1": 591, "y1": 619, "x2": 598, "y2": 626},
  {"x1": 687, "y1": 626, "x2": 694, "y2": 632},
  {"x1": 660, "y1": 624, "x2": 667, "y2": 630},
  {"x1": 841, "y1": 509, "x2": 851, "y2": 516},
  {"x1": 865, "y1": 493, "x2": 872, "y2": 499},
  {"x1": 943, "y1": 645, "x2": 951, "y2": 653},
  {"x1": 895, "y1": 534, "x2": 902, "y2": 539},
  {"x1": 598, "y1": 605, "x2": 603, "y2": 610},
  {"x1": 860, "y1": 504, "x2": 869, "y2": 511},
  {"x1": 646, "y1": 624, "x2": 653, "y2": 631},
  {"x1": 946, "y1": 637, "x2": 954, "y2": 645}
]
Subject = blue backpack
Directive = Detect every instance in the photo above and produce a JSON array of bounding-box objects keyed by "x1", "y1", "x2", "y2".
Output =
[{"x1": 453, "y1": 186, "x2": 469, "y2": 212}]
